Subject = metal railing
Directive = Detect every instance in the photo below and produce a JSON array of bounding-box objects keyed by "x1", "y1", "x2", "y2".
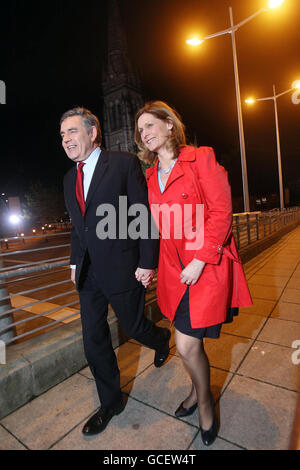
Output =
[
  {"x1": 0, "y1": 207, "x2": 300, "y2": 347},
  {"x1": 0, "y1": 230, "x2": 78, "y2": 345},
  {"x1": 232, "y1": 207, "x2": 300, "y2": 249}
]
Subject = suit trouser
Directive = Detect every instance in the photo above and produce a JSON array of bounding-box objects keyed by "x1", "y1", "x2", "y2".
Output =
[{"x1": 78, "y1": 259, "x2": 166, "y2": 409}]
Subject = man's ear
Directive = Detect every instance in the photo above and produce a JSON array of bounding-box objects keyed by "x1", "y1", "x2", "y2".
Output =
[{"x1": 90, "y1": 125, "x2": 98, "y2": 144}]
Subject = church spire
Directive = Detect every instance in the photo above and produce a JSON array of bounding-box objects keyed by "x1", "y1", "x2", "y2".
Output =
[
  {"x1": 101, "y1": 0, "x2": 144, "y2": 152},
  {"x1": 102, "y1": 0, "x2": 141, "y2": 94}
]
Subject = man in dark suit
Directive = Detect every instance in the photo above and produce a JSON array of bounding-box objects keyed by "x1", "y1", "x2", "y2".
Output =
[{"x1": 61, "y1": 107, "x2": 170, "y2": 436}]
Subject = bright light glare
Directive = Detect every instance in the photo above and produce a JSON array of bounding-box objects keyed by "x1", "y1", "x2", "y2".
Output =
[
  {"x1": 268, "y1": 0, "x2": 284, "y2": 9},
  {"x1": 245, "y1": 98, "x2": 255, "y2": 104},
  {"x1": 292, "y1": 80, "x2": 300, "y2": 89},
  {"x1": 9, "y1": 214, "x2": 20, "y2": 224},
  {"x1": 186, "y1": 38, "x2": 204, "y2": 46}
]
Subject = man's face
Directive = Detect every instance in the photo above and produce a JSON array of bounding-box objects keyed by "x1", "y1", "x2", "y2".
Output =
[{"x1": 60, "y1": 115, "x2": 96, "y2": 162}]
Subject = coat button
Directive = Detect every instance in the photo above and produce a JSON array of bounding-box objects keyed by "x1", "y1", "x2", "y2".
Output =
[
  {"x1": 181, "y1": 193, "x2": 188, "y2": 199},
  {"x1": 84, "y1": 227, "x2": 88, "y2": 232}
]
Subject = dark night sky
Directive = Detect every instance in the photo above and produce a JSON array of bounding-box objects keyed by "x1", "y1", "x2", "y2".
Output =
[{"x1": 0, "y1": 0, "x2": 299, "y2": 201}]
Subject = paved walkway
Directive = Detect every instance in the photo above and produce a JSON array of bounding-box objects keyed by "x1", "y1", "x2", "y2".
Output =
[{"x1": 1, "y1": 226, "x2": 300, "y2": 451}]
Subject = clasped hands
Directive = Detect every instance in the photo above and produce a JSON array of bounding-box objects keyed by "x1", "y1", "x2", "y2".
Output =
[
  {"x1": 135, "y1": 268, "x2": 155, "y2": 288},
  {"x1": 135, "y1": 258, "x2": 206, "y2": 289}
]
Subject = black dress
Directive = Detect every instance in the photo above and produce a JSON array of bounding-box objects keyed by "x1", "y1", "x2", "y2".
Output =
[
  {"x1": 169, "y1": 253, "x2": 238, "y2": 339},
  {"x1": 172, "y1": 287, "x2": 239, "y2": 339}
]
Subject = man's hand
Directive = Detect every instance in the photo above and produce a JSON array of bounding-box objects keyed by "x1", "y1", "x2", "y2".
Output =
[
  {"x1": 135, "y1": 267, "x2": 155, "y2": 288},
  {"x1": 71, "y1": 267, "x2": 76, "y2": 285},
  {"x1": 180, "y1": 258, "x2": 206, "y2": 286}
]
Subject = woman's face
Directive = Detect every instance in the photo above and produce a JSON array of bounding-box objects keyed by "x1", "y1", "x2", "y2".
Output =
[{"x1": 137, "y1": 112, "x2": 173, "y2": 154}]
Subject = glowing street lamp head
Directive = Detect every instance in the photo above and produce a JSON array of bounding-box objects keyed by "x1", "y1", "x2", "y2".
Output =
[
  {"x1": 245, "y1": 98, "x2": 255, "y2": 104},
  {"x1": 186, "y1": 38, "x2": 204, "y2": 46},
  {"x1": 9, "y1": 214, "x2": 20, "y2": 225},
  {"x1": 292, "y1": 80, "x2": 300, "y2": 89},
  {"x1": 268, "y1": 0, "x2": 284, "y2": 9}
]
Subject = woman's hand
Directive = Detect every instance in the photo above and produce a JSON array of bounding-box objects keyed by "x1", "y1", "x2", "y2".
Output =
[{"x1": 180, "y1": 258, "x2": 206, "y2": 286}]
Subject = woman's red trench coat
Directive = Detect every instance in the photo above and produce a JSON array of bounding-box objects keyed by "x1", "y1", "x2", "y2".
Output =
[{"x1": 146, "y1": 146, "x2": 252, "y2": 328}]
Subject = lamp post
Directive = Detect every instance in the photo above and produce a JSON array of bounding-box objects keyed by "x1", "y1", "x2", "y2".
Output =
[
  {"x1": 186, "y1": 0, "x2": 285, "y2": 212},
  {"x1": 245, "y1": 81, "x2": 300, "y2": 210}
]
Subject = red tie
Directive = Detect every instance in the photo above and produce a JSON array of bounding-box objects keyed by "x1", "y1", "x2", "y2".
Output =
[{"x1": 75, "y1": 162, "x2": 85, "y2": 217}]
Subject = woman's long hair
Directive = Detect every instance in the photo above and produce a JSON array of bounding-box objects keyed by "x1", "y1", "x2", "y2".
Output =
[{"x1": 134, "y1": 101, "x2": 186, "y2": 163}]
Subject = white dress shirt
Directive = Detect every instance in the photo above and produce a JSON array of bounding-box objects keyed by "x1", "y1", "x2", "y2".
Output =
[
  {"x1": 70, "y1": 147, "x2": 101, "y2": 270},
  {"x1": 80, "y1": 146, "x2": 101, "y2": 200}
]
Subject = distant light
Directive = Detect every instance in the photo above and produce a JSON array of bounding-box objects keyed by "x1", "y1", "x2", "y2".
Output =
[
  {"x1": 292, "y1": 80, "x2": 300, "y2": 89},
  {"x1": 32, "y1": 229, "x2": 36, "y2": 233},
  {"x1": 42, "y1": 226, "x2": 45, "y2": 230},
  {"x1": 268, "y1": 0, "x2": 284, "y2": 9},
  {"x1": 245, "y1": 98, "x2": 255, "y2": 104},
  {"x1": 20, "y1": 233, "x2": 24, "y2": 237},
  {"x1": 49, "y1": 225, "x2": 52, "y2": 228},
  {"x1": 186, "y1": 38, "x2": 204, "y2": 46},
  {"x1": 9, "y1": 214, "x2": 20, "y2": 225}
]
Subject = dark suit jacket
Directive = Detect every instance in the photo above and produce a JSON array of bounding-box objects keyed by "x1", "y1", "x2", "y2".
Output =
[{"x1": 63, "y1": 149, "x2": 159, "y2": 295}]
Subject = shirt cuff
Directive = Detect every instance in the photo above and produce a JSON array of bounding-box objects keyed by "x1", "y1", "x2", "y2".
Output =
[{"x1": 70, "y1": 265, "x2": 76, "y2": 269}]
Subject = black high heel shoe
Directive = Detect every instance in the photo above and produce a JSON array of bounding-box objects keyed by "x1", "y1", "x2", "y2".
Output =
[
  {"x1": 175, "y1": 401, "x2": 198, "y2": 418},
  {"x1": 200, "y1": 399, "x2": 218, "y2": 446}
]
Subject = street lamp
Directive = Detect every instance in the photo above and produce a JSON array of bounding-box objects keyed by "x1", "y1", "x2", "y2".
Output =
[
  {"x1": 9, "y1": 214, "x2": 20, "y2": 225},
  {"x1": 245, "y1": 81, "x2": 300, "y2": 210},
  {"x1": 186, "y1": 1, "x2": 285, "y2": 212}
]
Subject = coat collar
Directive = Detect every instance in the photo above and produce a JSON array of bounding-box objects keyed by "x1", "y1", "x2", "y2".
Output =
[
  {"x1": 146, "y1": 146, "x2": 196, "y2": 188},
  {"x1": 178, "y1": 145, "x2": 197, "y2": 162}
]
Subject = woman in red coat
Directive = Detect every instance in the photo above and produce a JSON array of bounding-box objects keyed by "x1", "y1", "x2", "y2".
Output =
[{"x1": 134, "y1": 101, "x2": 252, "y2": 446}]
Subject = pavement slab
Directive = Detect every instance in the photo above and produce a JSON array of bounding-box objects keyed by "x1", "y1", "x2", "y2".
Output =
[
  {"x1": 52, "y1": 396, "x2": 198, "y2": 451},
  {"x1": 0, "y1": 425, "x2": 27, "y2": 450},
  {"x1": 271, "y1": 301, "x2": 300, "y2": 322},
  {"x1": 218, "y1": 376, "x2": 298, "y2": 450},
  {"x1": 122, "y1": 354, "x2": 232, "y2": 427},
  {"x1": 221, "y1": 312, "x2": 267, "y2": 340},
  {"x1": 1, "y1": 373, "x2": 99, "y2": 450},
  {"x1": 257, "y1": 318, "x2": 300, "y2": 348},
  {"x1": 238, "y1": 341, "x2": 300, "y2": 391}
]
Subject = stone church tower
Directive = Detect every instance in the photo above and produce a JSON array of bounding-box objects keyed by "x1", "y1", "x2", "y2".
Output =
[{"x1": 101, "y1": 0, "x2": 144, "y2": 152}]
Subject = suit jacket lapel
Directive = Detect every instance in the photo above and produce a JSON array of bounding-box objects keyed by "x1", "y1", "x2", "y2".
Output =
[
  {"x1": 68, "y1": 166, "x2": 83, "y2": 219},
  {"x1": 85, "y1": 149, "x2": 109, "y2": 210}
]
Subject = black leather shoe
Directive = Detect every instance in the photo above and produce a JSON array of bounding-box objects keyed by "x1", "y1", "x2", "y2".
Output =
[
  {"x1": 82, "y1": 402, "x2": 125, "y2": 436},
  {"x1": 200, "y1": 401, "x2": 218, "y2": 446},
  {"x1": 175, "y1": 401, "x2": 198, "y2": 418},
  {"x1": 154, "y1": 328, "x2": 171, "y2": 368}
]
